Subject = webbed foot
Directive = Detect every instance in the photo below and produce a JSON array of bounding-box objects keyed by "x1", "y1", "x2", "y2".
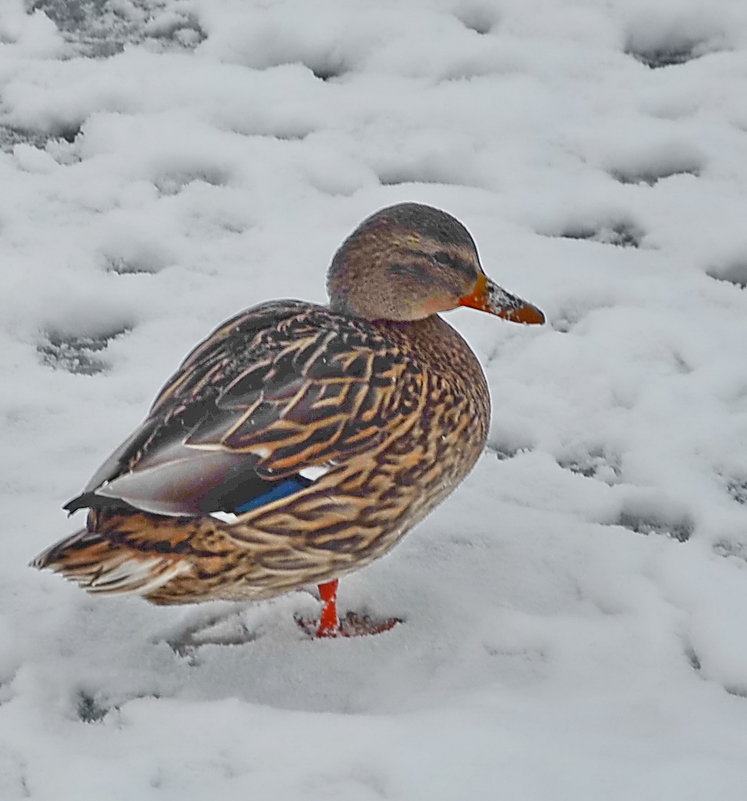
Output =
[{"x1": 296, "y1": 579, "x2": 401, "y2": 638}]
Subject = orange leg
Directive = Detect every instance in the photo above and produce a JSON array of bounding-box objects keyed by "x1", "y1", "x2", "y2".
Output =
[
  {"x1": 316, "y1": 579, "x2": 340, "y2": 637},
  {"x1": 295, "y1": 578, "x2": 401, "y2": 638}
]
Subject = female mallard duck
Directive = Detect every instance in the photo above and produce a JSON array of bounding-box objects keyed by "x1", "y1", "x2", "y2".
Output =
[{"x1": 33, "y1": 203, "x2": 544, "y2": 637}]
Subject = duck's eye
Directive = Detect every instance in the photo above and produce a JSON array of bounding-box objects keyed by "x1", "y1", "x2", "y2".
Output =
[{"x1": 432, "y1": 251, "x2": 452, "y2": 266}]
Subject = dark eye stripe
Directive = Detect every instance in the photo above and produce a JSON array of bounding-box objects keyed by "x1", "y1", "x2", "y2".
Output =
[
  {"x1": 388, "y1": 262, "x2": 457, "y2": 293},
  {"x1": 436, "y1": 253, "x2": 477, "y2": 280},
  {"x1": 406, "y1": 248, "x2": 476, "y2": 277}
]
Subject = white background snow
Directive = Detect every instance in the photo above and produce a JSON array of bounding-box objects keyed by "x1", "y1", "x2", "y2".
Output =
[{"x1": 2, "y1": 0, "x2": 747, "y2": 798}]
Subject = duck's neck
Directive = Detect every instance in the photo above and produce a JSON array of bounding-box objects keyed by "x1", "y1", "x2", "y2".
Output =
[{"x1": 374, "y1": 315, "x2": 489, "y2": 406}]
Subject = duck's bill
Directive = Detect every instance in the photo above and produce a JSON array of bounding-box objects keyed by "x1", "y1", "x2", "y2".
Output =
[{"x1": 459, "y1": 274, "x2": 545, "y2": 325}]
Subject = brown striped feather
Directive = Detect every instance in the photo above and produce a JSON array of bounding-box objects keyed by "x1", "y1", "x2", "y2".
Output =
[{"x1": 35, "y1": 290, "x2": 490, "y2": 602}]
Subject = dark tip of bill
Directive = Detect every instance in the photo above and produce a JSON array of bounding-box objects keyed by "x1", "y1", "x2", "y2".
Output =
[{"x1": 510, "y1": 303, "x2": 546, "y2": 325}]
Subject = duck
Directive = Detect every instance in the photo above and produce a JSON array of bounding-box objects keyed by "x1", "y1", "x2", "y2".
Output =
[{"x1": 32, "y1": 203, "x2": 544, "y2": 637}]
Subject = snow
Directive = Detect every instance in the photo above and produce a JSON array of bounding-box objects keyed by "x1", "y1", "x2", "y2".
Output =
[{"x1": 2, "y1": 0, "x2": 747, "y2": 798}]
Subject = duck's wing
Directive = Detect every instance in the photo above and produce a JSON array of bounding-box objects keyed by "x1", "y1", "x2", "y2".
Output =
[{"x1": 65, "y1": 300, "x2": 417, "y2": 517}]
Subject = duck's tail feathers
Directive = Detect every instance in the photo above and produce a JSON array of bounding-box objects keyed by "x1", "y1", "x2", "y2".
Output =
[{"x1": 31, "y1": 526, "x2": 192, "y2": 598}]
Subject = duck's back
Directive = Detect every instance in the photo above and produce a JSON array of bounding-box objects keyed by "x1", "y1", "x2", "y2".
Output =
[{"x1": 69, "y1": 300, "x2": 489, "y2": 518}]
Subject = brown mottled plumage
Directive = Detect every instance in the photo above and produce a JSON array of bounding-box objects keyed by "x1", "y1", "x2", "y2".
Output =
[{"x1": 32, "y1": 203, "x2": 544, "y2": 635}]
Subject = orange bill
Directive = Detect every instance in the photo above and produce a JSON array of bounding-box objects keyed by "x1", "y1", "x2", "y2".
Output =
[{"x1": 459, "y1": 273, "x2": 545, "y2": 325}]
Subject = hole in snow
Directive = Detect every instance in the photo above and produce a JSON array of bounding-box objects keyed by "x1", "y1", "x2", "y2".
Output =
[
  {"x1": 143, "y1": 12, "x2": 206, "y2": 49},
  {"x1": 375, "y1": 150, "x2": 479, "y2": 188},
  {"x1": 713, "y1": 539, "x2": 747, "y2": 563},
  {"x1": 627, "y1": 44, "x2": 701, "y2": 69},
  {"x1": 378, "y1": 168, "x2": 470, "y2": 188},
  {"x1": 605, "y1": 141, "x2": 705, "y2": 186},
  {"x1": 551, "y1": 317, "x2": 574, "y2": 334},
  {"x1": 685, "y1": 642, "x2": 747, "y2": 699},
  {"x1": 37, "y1": 325, "x2": 131, "y2": 375},
  {"x1": 624, "y1": 18, "x2": 723, "y2": 70},
  {"x1": 0, "y1": 122, "x2": 82, "y2": 153},
  {"x1": 548, "y1": 298, "x2": 613, "y2": 334},
  {"x1": 611, "y1": 161, "x2": 701, "y2": 186},
  {"x1": 99, "y1": 232, "x2": 173, "y2": 276},
  {"x1": 615, "y1": 511, "x2": 694, "y2": 543},
  {"x1": 554, "y1": 220, "x2": 643, "y2": 249},
  {"x1": 486, "y1": 439, "x2": 530, "y2": 461},
  {"x1": 52, "y1": 123, "x2": 82, "y2": 144},
  {"x1": 308, "y1": 59, "x2": 348, "y2": 82},
  {"x1": 556, "y1": 447, "x2": 621, "y2": 485},
  {"x1": 154, "y1": 167, "x2": 229, "y2": 196},
  {"x1": 0, "y1": 125, "x2": 51, "y2": 153},
  {"x1": 706, "y1": 261, "x2": 747, "y2": 289},
  {"x1": 456, "y1": 5, "x2": 498, "y2": 35},
  {"x1": 271, "y1": 130, "x2": 312, "y2": 142},
  {"x1": 104, "y1": 255, "x2": 161, "y2": 275},
  {"x1": 163, "y1": 608, "x2": 256, "y2": 656},
  {"x1": 684, "y1": 644, "x2": 701, "y2": 672},
  {"x1": 75, "y1": 690, "x2": 110, "y2": 723},
  {"x1": 722, "y1": 477, "x2": 747, "y2": 506}
]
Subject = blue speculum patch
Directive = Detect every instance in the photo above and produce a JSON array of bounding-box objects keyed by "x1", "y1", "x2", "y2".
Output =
[{"x1": 234, "y1": 476, "x2": 313, "y2": 514}]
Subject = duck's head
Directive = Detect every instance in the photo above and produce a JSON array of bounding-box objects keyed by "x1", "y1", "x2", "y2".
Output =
[{"x1": 327, "y1": 203, "x2": 545, "y2": 325}]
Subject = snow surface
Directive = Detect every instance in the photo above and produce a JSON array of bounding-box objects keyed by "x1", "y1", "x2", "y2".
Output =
[{"x1": 2, "y1": 0, "x2": 747, "y2": 798}]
